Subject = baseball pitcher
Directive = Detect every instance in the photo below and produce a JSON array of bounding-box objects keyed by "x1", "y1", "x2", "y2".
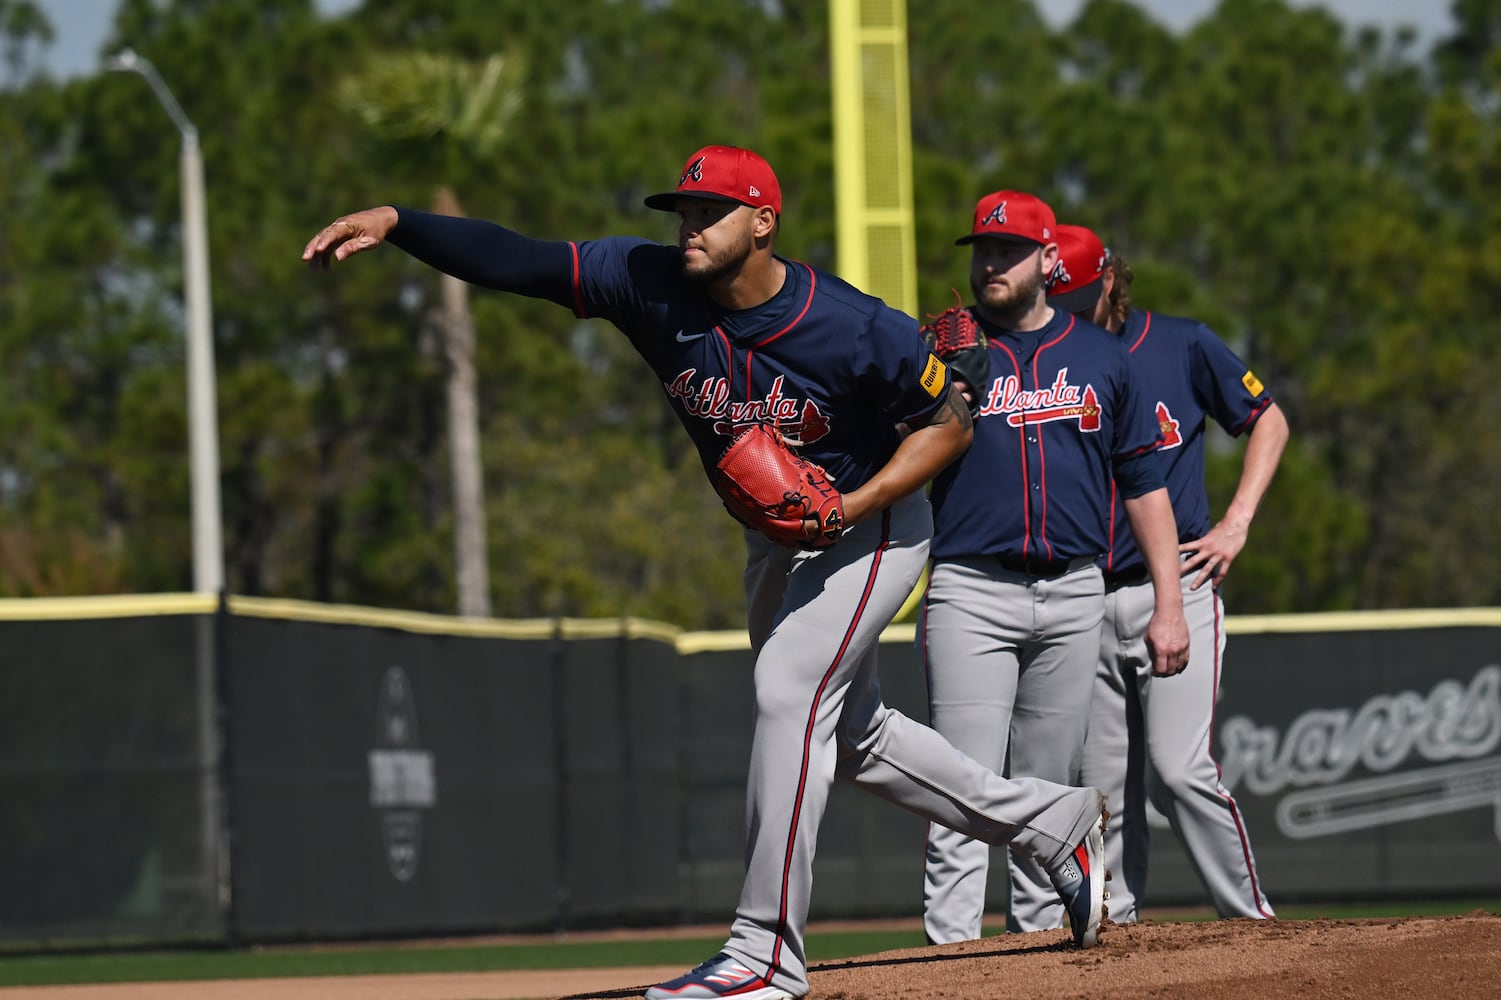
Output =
[{"x1": 304, "y1": 146, "x2": 1112, "y2": 1000}]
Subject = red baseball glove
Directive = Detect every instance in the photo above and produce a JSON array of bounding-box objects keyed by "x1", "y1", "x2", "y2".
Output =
[
  {"x1": 714, "y1": 424, "x2": 845, "y2": 549},
  {"x1": 921, "y1": 300, "x2": 989, "y2": 418}
]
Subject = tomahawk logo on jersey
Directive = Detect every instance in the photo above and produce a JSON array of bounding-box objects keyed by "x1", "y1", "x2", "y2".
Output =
[
  {"x1": 1105, "y1": 310, "x2": 1275, "y2": 573},
  {"x1": 1156, "y1": 402, "x2": 1183, "y2": 448}
]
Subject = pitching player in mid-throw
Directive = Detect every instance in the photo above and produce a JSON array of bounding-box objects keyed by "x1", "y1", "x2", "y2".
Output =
[
  {"x1": 1049, "y1": 223, "x2": 1288, "y2": 923},
  {"x1": 918, "y1": 191, "x2": 1190, "y2": 943},
  {"x1": 304, "y1": 145, "x2": 1110, "y2": 1000}
]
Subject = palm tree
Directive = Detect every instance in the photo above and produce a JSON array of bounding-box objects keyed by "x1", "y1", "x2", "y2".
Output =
[{"x1": 339, "y1": 52, "x2": 525, "y2": 617}]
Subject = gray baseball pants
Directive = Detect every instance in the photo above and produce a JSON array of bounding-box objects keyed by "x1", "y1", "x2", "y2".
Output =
[
  {"x1": 1080, "y1": 573, "x2": 1274, "y2": 921},
  {"x1": 919, "y1": 556, "x2": 1104, "y2": 942},
  {"x1": 726, "y1": 495, "x2": 1105, "y2": 996}
]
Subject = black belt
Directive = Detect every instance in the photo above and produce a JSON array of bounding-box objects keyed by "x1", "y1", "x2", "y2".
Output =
[
  {"x1": 994, "y1": 554, "x2": 1078, "y2": 577},
  {"x1": 1104, "y1": 564, "x2": 1150, "y2": 588}
]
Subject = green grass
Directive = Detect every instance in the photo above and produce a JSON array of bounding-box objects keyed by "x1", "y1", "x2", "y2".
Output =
[
  {"x1": 2, "y1": 901, "x2": 1496, "y2": 988},
  {"x1": 0, "y1": 930, "x2": 922, "y2": 987}
]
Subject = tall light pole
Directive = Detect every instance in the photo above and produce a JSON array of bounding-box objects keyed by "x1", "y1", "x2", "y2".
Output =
[
  {"x1": 108, "y1": 47, "x2": 225, "y2": 596},
  {"x1": 108, "y1": 48, "x2": 229, "y2": 916}
]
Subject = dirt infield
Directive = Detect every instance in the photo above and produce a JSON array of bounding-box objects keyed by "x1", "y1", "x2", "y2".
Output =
[{"x1": 6, "y1": 912, "x2": 1498, "y2": 999}]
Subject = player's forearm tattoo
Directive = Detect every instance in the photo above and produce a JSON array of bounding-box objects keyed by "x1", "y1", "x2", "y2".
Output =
[
  {"x1": 909, "y1": 384, "x2": 973, "y2": 433},
  {"x1": 935, "y1": 384, "x2": 974, "y2": 432}
]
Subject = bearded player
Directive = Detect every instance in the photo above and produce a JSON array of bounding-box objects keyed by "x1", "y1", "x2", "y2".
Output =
[{"x1": 918, "y1": 192, "x2": 1189, "y2": 942}]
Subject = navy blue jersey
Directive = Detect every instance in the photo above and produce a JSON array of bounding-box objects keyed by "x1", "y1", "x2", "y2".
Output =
[
  {"x1": 1105, "y1": 309, "x2": 1275, "y2": 575},
  {"x1": 569, "y1": 237, "x2": 951, "y2": 488},
  {"x1": 930, "y1": 308, "x2": 1162, "y2": 562}
]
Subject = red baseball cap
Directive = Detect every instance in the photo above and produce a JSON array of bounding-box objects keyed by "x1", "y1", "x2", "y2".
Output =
[
  {"x1": 644, "y1": 145, "x2": 782, "y2": 215},
  {"x1": 956, "y1": 190, "x2": 1056, "y2": 246},
  {"x1": 1047, "y1": 224, "x2": 1109, "y2": 316}
]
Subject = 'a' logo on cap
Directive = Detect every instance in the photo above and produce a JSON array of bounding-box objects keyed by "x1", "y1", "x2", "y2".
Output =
[
  {"x1": 982, "y1": 201, "x2": 1008, "y2": 226},
  {"x1": 681, "y1": 157, "x2": 705, "y2": 185},
  {"x1": 1048, "y1": 260, "x2": 1071, "y2": 289}
]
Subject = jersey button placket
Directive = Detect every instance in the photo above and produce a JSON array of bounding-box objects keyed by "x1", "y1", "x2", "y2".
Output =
[{"x1": 1027, "y1": 419, "x2": 1041, "y2": 489}]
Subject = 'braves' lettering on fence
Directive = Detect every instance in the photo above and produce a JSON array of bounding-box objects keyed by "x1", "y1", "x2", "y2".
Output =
[{"x1": 1219, "y1": 665, "x2": 1501, "y2": 796}]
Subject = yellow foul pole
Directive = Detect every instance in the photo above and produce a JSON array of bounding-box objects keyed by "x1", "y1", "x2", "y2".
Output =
[
  {"x1": 828, "y1": 0, "x2": 917, "y2": 317},
  {"x1": 829, "y1": 0, "x2": 926, "y2": 619}
]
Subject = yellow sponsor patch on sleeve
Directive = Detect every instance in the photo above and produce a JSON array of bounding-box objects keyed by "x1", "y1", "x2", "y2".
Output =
[
  {"x1": 1241, "y1": 370, "x2": 1264, "y2": 396},
  {"x1": 920, "y1": 354, "x2": 947, "y2": 399}
]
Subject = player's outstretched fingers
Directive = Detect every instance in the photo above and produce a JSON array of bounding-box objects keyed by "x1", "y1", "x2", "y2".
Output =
[
  {"x1": 303, "y1": 220, "x2": 349, "y2": 268},
  {"x1": 302, "y1": 207, "x2": 399, "y2": 269}
]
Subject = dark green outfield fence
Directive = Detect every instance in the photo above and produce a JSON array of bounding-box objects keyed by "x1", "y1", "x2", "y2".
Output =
[{"x1": 2, "y1": 595, "x2": 1499, "y2": 948}]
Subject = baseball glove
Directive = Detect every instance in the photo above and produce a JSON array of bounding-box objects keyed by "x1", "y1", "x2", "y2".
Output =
[
  {"x1": 714, "y1": 424, "x2": 845, "y2": 549},
  {"x1": 922, "y1": 299, "x2": 989, "y2": 418}
]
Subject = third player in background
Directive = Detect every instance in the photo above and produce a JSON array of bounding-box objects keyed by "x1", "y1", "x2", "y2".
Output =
[{"x1": 1052, "y1": 224, "x2": 1289, "y2": 922}]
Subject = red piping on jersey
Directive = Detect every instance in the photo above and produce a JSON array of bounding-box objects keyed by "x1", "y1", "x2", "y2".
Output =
[
  {"x1": 566, "y1": 241, "x2": 586, "y2": 317},
  {"x1": 769, "y1": 508, "x2": 892, "y2": 977},
  {"x1": 1118, "y1": 440, "x2": 1162, "y2": 459},
  {"x1": 1126, "y1": 310, "x2": 1153, "y2": 353},
  {"x1": 752, "y1": 262, "x2": 817, "y2": 348},
  {"x1": 1105, "y1": 480, "x2": 1120, "y2": 573},
  {"x1": 1204, "y1": 591, "x2": 1274, "y2": 917},
  {"x1": 709, "y1": 262, "x2": 817, "y2": 415},
  {"x1": 1231, "y1": 396, "x2": 1274, "y2": 436},
  {"x1": 706, "y1": 325, "x2": 751, "y2": 416},
  {"x1": 992, "y1": 340, "x2": 1032, "y2": 560},
  {"x1": 1031, "y1": 316, "x2": 1077, "y2": 560}
]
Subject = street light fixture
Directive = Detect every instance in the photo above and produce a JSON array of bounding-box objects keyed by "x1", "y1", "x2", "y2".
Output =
[
  {"x1": 108, "y1": 47, "x2": 231, "y2": 915},
  {"x1": 107, "y1": 47, "x2": 225, "y2": 596}
]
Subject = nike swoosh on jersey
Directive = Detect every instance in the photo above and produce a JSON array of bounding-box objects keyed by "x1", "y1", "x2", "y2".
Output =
[{"x1": 675, "y1": 329, "x2": 706, "y2": 342}]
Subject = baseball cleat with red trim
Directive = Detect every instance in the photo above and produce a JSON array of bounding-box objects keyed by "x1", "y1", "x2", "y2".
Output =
[
  {"x1": 1050, "y1": 792, "x2": 1111, "y2": 948},
  {"x1": 644, "y1": 952, "x2": 796, "y2": 1000}
]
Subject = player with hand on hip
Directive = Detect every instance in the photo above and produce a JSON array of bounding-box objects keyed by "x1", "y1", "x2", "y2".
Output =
[
  {"x1": 1052, "y1": 224, "x2": 1287, "y2": 923},
  {"x1": 918, "y1": 192, "x2": 1190, "y2": 943},
  {"x1": 304, "y1": 146, "x2": 1113, "y2": 1000}
]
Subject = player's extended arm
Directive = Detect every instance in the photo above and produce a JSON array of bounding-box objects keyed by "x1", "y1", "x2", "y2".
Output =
[
  {"x1": 302, "y1": 206, "x2": 575, "y2": 303},
  {"x1": 1123, "y1": 487, "x2": 1191, "y2": 677},
  {"x1": 842, "y1": 384, "x2": 972, "y2": 528},
  {"x1": 1180, "y1": 402, "x2": 1289, "y2": 590}
]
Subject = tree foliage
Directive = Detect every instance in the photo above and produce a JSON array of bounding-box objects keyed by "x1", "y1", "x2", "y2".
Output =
[{"x1": 0, "y1": 0, "x2": 1494, "y2": 624}]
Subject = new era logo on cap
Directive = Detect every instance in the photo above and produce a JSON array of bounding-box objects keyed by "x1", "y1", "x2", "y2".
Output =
[
  {"x1": 645, "y1": 145, "x2": 783, "y2": 214},
  {"x1": 956, "y1": 190, "x2": 1056, "y2": 246},
  {"x1": 1047, "y1": 223, "x2": 1109, "y2": 317}
]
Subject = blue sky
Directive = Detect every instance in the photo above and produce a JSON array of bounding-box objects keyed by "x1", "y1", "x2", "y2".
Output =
[
  {"x1": 35, "y1": 0, "x2": 1455, "y2": 81},
  {"x1": 32, "y1": 0, "x2": 357, "y2": 79}
]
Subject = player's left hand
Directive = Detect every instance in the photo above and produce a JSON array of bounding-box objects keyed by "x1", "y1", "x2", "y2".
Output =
[
  {"x1": 1179, "y1": 515, "x2": 1251, "y2": 591},
  {"x1": 1144, "y1": 606, "x2": 1190, "y2": 677}
]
